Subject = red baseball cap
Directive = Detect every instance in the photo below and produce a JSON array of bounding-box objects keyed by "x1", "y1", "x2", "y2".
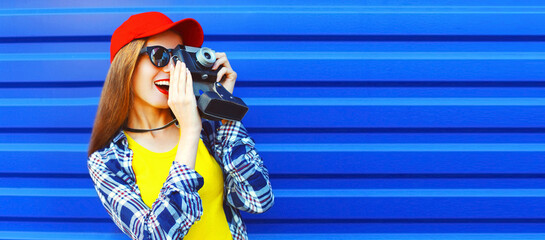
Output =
[{"x1": 110, "y1": 11, "x2": 204, "y2": 62}]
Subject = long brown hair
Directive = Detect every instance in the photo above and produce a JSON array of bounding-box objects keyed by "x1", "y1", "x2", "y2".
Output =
[{"x1": 88, "y1": 39, "x2": 146, "y2": 156}]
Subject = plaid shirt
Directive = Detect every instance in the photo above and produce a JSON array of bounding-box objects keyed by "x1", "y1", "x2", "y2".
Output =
[{"x1": 88, "y1": 120, "x2": 274, "y2": 240}]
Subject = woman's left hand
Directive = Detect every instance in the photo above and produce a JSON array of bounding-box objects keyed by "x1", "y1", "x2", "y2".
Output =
[{"x1": 212, "y1": 52, "x2": 237, "y2": 94}]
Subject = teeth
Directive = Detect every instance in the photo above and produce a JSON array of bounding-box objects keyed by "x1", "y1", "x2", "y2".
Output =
[{"x1": 155, "y1": 81, "x2": 170, "y2": 86}]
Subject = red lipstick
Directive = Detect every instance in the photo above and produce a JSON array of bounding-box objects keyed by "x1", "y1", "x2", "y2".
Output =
[{"x1": 154, "y1": 79, "x2": 170, "y2": 95}]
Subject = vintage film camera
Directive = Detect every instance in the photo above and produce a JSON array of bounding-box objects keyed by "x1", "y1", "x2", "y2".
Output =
[{"x1": 172, "y1": 45, "x2": 248, "y2": 122}]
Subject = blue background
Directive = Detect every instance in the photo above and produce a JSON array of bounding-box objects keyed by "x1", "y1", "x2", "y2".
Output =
[{"x1": 1, "y1": 1, "x2": 545, "y2": 239}]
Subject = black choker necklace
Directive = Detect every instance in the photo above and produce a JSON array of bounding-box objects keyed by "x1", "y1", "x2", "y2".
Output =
[{"x1": 123, "y1": 118, "x2": 178, "y2": 133}]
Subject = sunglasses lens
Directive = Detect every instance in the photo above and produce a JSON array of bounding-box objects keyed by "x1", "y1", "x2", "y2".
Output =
[{"x1": 149, "y1": 47, "x2": 170, "y2": 67}]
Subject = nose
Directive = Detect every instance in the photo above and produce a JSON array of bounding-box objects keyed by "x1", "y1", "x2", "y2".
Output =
[{"x1": 163, "y1": 56, "x2": 177, "y2": 73}]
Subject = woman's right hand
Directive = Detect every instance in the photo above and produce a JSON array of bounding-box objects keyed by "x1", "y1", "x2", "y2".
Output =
[{"x1": 168, "y1": 60, "x2": 202, "y2": 135}]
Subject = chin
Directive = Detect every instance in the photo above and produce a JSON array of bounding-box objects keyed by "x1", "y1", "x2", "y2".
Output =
[
  {"x1": 153, "y1": 102, "x2": 170, "y2": 109},
  {"x1": 147, "y1": 97, "x2": 169, "y2": 109}
]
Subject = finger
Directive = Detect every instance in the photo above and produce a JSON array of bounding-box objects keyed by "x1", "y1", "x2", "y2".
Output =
[
  {"x1": 216, "y1": 67, "x2": 228, "y2": 82},
  {"x1": 175, "y1": 60, "x2": 184, "y2": 95},
  {"x1": 169, "y1": 60, "x2": 180, "y2": 100},
  {"x1": 186, "y1": 68, "x2": 194, "y2": 95},
  {"x1": 212, "y1": 57, "x2": 227, "y2": 70},
  {"x1": 178, "y1": 61, "x2": 186, "y2": 96},
  {"x1": 212, "y1": 52, "x2": 232, "y2": 70},
  {"x1": 215, "y1": 52, "x2": 226, "y2": 59}
]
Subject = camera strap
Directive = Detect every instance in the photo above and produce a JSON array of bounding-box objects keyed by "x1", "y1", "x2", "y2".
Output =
[{"x1": 123, "y1": 118, "x2": 178, "y2": 133}]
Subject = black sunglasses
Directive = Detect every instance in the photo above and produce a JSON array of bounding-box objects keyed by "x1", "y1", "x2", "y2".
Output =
[{"x1": 140, "y1": 44, "x2": 182, "y2": 68}]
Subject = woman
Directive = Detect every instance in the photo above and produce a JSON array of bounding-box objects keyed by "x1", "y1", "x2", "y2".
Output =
[{"x1": 87, "y1": 12, "x2": 274, "y2": 240}]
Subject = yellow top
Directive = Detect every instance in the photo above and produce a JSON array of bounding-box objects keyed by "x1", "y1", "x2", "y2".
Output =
[{"x1": 126, "y1": 132, "x2": 232, "y2": 239}]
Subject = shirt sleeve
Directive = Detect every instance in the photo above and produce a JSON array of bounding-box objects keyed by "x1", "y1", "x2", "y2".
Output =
[
  {"x1": 211, "y1": 120, "x2": 274, "y2": 214},
  {"x1": 88, "y1": 151, "x2": 204, "y2": 240}
]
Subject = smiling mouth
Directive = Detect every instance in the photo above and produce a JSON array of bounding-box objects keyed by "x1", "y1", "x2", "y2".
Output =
[{"x1": 154, "y1": 80, "x2": 170, "y2": 93}]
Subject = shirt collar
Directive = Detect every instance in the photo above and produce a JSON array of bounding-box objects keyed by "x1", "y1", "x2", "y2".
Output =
[{"x1": 112, "y1": 129, "x2": 127, "y2": 144}]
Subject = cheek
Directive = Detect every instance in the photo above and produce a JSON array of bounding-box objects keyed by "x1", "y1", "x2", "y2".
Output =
[{"x1": 132, "y1": 60, "x2": 157, "y2": 93}]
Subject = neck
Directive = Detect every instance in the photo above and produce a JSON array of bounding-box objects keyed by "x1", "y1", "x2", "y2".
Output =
[{"x1": 127, "y1": 103, "x2": 175, "y2": 137}]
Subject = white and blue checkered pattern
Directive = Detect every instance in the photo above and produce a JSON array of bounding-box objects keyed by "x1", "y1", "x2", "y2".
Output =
[{"x1": 88, "y1": 120, "x2": 274, "y2": 240}]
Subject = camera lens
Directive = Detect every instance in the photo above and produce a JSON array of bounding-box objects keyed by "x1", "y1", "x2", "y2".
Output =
[{"x1": 196, "y1": 47, "x2": 216, "y2": 68}]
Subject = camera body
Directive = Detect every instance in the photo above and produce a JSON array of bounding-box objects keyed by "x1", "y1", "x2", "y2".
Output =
[
  {"x1": 172, "y1": 45, "x2": 248, "y2": 122},
  {"x1": 172, "y1": 45, "x2": 218, "y2": 96}
]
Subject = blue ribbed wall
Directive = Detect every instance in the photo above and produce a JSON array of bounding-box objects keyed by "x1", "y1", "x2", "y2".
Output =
[{"x1": 2, "y1": 1, "x2": 545, "y2": 239}]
